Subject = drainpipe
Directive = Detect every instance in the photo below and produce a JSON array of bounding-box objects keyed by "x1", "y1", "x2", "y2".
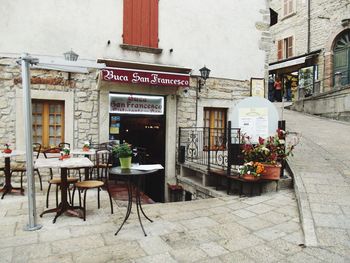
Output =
[{"x1": 307, "y1": 0, "x2": 311, "y2": 53}]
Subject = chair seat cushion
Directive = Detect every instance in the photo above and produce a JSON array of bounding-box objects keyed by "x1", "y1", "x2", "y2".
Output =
[
  {"x1": 75, "y1": 180, "x2": 104, "y2": 189},
  {"x1": 49, "y1": 177, "x2": 79, "y2": 184},
  {"x1": 96, "y1": 163, "x2": 112, "y2": 168},
  {"x1": 11, "y1": 165, "x2": 26, "y2": 172}
]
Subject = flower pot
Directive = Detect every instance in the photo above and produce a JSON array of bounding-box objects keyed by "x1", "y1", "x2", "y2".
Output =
[
  {"x1": 3, "y1": 149, "x2": 12, "y2": 154},
  {"x1": 242, "y1": 174, "x2": 260, "y2": 181},
  {"x1": 261, "y1": 163, "x2": 281, "y2": 180},
  {"x1": 82, "y1": 147, "x2": 90, "y2": 152},
  {"x1": 119, "y1": 157, "x2": 132, "y2": 169}
]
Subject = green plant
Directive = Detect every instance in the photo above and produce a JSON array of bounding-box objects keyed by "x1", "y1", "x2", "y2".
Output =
[
  {"x1": 83, "y1": 141, "x2": 90, "y2": 148},
  {"x1": 4, "y1": 143, "x2": 10, "y2": 149},
  {"x1": 62, "y1": 147, "x2": 70, "y2": 155},
  {"x1": 113, "y1": 143, "x2": 132, "y2": 158}
]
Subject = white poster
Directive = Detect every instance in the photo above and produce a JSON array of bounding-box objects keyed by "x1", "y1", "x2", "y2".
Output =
[{"x1": 239, "y1": 107, "x2": 268, "y2": 143}]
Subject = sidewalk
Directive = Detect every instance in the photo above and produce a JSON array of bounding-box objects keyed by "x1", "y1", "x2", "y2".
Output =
[{"x1": 281, "y1": 106, "x2": 350, "y2": 250}]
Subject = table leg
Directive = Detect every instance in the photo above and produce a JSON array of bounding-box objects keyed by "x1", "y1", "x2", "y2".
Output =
[
  {"x1": 1, "y1": 157, "x2": 24, "y2": 199},
  {"x1": 136, "y1": 175, "x2": 153, "y2": 223},
  {"x1": 115, "y1": 179, "x2": 133, "y2": 236}
]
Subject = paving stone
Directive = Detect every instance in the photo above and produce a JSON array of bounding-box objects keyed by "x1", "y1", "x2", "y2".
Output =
[
  {"x1": 232, "y1": 209, "x2": 256, "y2": 218},
  {"x1": 285, "y1": 251, "x2": 325, "y2": 263},
  {"x1": 38, "y1": 228, "x2": 71, "y2": 242},
  {"x1": 313, "y1": 213, "x2": 350, "y2": 229},
  {"x1": 219, "y1": 250, "x2": 256, "y2": 263},
  {"x1": 274, "y1": 205, "x2": 300, "y2": 218},
  {"x1": 0, "y1": 223, "x2": 16, "y2": 237},
  {"x1": 180, "y1": 216, "x2": 218, "y2": 230},
  {"x1": 0, "y1": 247, "x2": 13, "y2": 263},
  {"x1": 245, "y1": 203, "x2": 275, "y2": 214},
  {"x1": 236, "y1": 216, "x2": 274, "y2": 231},
  {"x1": 194, "y1": 257, "x2": 223, "y2": 263},
  {"x1": 310, "y1": 203, "x2": 343, "y2": 215},
  {"x1": 219, "y1": 234, "x2": 265, "y2": 252},
  {"x1": 316, "y1": 227, "x2": 350, "y2": 247},
  {"x1": 281, "y1": 231, "x2": 305, "y2": 245},
  {"x1": 257, "y1": 211, "x2": 292, "y2": 224},
  {"x1": 341, "y1": 206, "x2": 350, "y2": 215},
  {"x1": 240, "y1": 243, "x2": 286, "y2": 263},
  {"x1": 253, "y1": 226, "x2": 287, "y2": 241},
  {"x1": 70, "y1": 222, "x2": 116, "y2": 237},
  {"x1": 27, "y1": 253, "x2": 74, "y2": 263},
  {"x1": 209, "y1": 222, "x2": 251, "y2": 239},
  {"x1": 12, "y1": 243, "x2": 52, "y2": 263},
  {"x1": 134, "y1": 252, "x2": 177, "y2": 263},
  {"x1": 304, "y1": 247, "x2": 349, "y2": 263},
  {"x1": 209, "y1": 212, "x2": 242, "y2": 224},
  {"x1": 51, "y1": 235, "x2": 105, "y2": 254},
  {"x1": 169, "y1": 246, "x2": 208, "y2": 262},
  {"x1": 138, "y1": 236, "x2": 172, "y2": 255},
  {"x1": 267, "y1": 238, "x2": 303, "y2": 255},
  {"x1": 0, "y1": 233, "x2": 38, "y2": 249},
  {"x1": 199, "y1": 241, "x2": 229, "y2": 257}
]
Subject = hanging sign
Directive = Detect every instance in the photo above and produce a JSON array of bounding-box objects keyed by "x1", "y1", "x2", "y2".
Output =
[
  {"x1": 102, "y1": 68, "x2": 190, "y2": 87},
  {"x1": 109, "y1": 94, "x2": 164, "y2": 115}
]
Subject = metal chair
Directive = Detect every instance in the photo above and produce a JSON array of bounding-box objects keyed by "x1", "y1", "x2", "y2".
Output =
[
  {"x1": 72, "y1": 149, "x2": 113, "y2": 220},
  {"x1": 10, "y1": 143, "x2": 43, "y2": 191},
  {"x1": 43, "y1": 147, "x2": 78, "y2": 208}
]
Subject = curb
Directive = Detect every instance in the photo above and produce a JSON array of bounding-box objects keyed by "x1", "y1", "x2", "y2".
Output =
[{"x1": 288, "y1": 158, "x2": 318, "y2": 247}]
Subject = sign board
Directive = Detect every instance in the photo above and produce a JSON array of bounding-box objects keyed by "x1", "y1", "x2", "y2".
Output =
[
  {"x1": 102, "y1": 68, "x2": 190, "y2": 87},
  {"x1": 238, "y1": 108, "x2": 268, "y2": 142},
  {"x1": 231, "y1": 97, "x2": 279, "y2": 143},
  {"x1": 250, "y1": 78, "x2": 265, "y2": 97},
  {"x1": 109, "y1": 94, "x2": 164, "y2": 115}
]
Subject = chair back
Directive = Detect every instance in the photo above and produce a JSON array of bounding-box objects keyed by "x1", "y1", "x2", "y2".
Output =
[
  {"x1": 95, "y1": 149, "x2": 111, "y2": 181},
  {"x1": 42, "y1": 147, "x2": 61, "y2": 178},
  {"x1": 33, "y1": 143, "x2": 42, "y2": 159},
  {"x1": 58, "y1": 142, "x2": 70, "y2": 150}
]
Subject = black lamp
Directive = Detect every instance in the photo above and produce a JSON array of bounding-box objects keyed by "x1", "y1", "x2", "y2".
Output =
[
  {"x1": 63, "y1": 49, "x2": 79, "y2": 61},
  {"x1": 198, "y1": 66, "x2": 211, "y2": 92}
]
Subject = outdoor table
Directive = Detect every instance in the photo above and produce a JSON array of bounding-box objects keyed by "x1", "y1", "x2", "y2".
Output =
[
  {"x1": 0, "y1": 150, "x2": 25, "y2": 199},
  {"x1": 109, "y1": 165, "x2": 163, "y2": 236},
  {"x1": 35, "y1": 157, "x2": 93, "y2": 223}
]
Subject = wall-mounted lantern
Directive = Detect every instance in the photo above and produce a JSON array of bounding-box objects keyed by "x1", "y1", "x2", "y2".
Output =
[
  {"x1": 63, "y1": 49, "x2": 79, "y2": 61},
  {"x1": 198, "y1": 66, "x2": 211, "y2": 92}
]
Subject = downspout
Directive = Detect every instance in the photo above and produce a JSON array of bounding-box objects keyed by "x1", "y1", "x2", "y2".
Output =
[{"x1": 307, "y1": 0, "x2": 311, "y2": 53}]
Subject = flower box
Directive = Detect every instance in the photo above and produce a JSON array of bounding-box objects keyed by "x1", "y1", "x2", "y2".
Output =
[{"x1": 261, "y1": 163, "x2": 281, "y2": 180}]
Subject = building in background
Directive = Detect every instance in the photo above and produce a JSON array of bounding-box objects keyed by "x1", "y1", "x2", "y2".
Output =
[
  {"x1": 268, "y1": 0, "x2": 350, "y2": 120},
  {"x1": 0, "y1": 0, "x2": 270, "y2": 201}
]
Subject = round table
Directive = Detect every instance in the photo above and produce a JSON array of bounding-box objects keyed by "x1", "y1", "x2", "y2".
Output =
[{"x1": 109, "y1": 167, "x2": 158, "y2": 236}]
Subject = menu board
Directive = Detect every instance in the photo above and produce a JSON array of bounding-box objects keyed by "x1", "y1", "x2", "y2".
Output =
[{"x1": 238, "y1": 107, "x2": 268, "y2": 143}]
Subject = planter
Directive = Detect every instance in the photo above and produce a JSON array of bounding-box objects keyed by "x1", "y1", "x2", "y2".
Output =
[
  {"x1": 3, "y1": 149, "x2": 12, "y2": 154},
  {"x1": 59, "y1": 154, "x2": 71, "y2": 160},
  {"x1": 82, "y1": 147, "x2": 90, "y2": 152},
  {"x1": 119, "y1": 156, "x2": 132, "y2": 169},
  {"x1": 242, "y1": 174, "x2": 260, "y2": 181},
  {"x1": 261, "y1": 163, "x2": 282, "y2": 180}
]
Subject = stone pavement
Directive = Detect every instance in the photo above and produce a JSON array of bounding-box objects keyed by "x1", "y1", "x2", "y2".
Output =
[{"x1": 281, "y1": 107, "x2": 350, "y2": 252}]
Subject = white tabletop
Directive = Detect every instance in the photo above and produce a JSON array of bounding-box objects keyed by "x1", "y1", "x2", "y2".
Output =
[
  {"x1": 0, "y1": 150, "x2": 26, "y2": 158},
  {"x1": 34, "y1": 157, "x2": 94, "y2": 169},
  {"x1": 71, "y1": 149, "x2": 96, "y2": 155}
]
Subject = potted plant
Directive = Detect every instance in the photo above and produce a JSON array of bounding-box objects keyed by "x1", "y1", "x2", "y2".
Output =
[
  {"x1": 241, "y1": 129, "x2": 298, "y2": 180},
  {"x1": 112, "y1": 143, "x2": 133, "y2": 169},
  {"x1": 59, "y1": 147, "x2": 71, "y2": 160},
  {"x1": 239, "y1": 161, "x2": 264, "y2": 181},
  {"x1": 82, "y1": 141, "x2": 90, "y2": 152},
  {"x1": 3, "y1": 143, "x2": 12, "y2": 154}
]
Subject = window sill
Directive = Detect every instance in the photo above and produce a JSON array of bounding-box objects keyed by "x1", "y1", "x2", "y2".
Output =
[
  {"x1": 120, "y1": 44, "x2": 163, "y2": 54},
  {"x1": 281, "y1": 12, "x2": 297, "y2": 21}
]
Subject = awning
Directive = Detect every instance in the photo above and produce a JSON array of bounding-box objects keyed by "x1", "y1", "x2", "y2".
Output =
[{"x1": 269, "y1": 50, "x2": 321, "y2": 72}]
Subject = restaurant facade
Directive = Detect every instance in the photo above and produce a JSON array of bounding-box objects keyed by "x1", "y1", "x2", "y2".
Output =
[{"x1": 0, "y1": 0, "x2": 271, "y2": 201}]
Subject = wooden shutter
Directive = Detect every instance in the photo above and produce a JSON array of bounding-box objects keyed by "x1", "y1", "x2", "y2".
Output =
[
  {"x1": 287, "y1": 36, "x2": 293, "y2": 58},
  {"x1": 288, "y1": 0, "x2": 294, "y2": 14},
  {"x1": 123, "y1": 0, "x2": 158, "y2": 48},
  {"x1": 277, "y1": 40, "x2": 283, "y2": 60}
]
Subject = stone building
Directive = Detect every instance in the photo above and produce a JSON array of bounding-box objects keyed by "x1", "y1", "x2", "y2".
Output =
[
  {"x1": 0, "y1": 0, "x2": 270, "y2": 201},
  {"x1": 268, "y1": 0, "x2": 350, "y2": 120}
]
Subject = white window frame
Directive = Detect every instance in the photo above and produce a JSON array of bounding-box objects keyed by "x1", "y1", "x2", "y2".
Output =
[{"x1": 282, "y1": 0, "x2": 296, "y2": 18}]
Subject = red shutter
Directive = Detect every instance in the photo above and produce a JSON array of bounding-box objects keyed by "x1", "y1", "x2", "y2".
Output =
[
  {"x1": 277, "y1": 40, "x2": 283, "y2": 60},
  {"x1": 123, "y1": 0, "x2": 158, "y2": 48}
]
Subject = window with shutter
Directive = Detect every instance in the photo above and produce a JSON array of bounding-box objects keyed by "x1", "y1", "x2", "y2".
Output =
[
  {"x1": 123, "y1": 0, "x2": 158, "y2": 48},
  {"x1": 283, "y1": 0, "x2": 295, "y2": 17},
  {"x1": 277, "y1": 36, "x2": 294, "y2": 60},
  {"x1": 277, "y1": 40, "x2": 283, "y2": 60}
]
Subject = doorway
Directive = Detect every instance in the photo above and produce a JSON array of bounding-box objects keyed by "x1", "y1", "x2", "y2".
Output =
[{"x1": 109, "y1": 114, "x2": 166, "y2": 202}]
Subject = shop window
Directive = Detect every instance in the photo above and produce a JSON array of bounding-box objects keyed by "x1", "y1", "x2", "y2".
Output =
[
  {"x1": 283, "y1": 0, "x2": 295, "y2": 17},
  {"x1": 277, "y1": 36, "x2": 293, "y2": 60},
  {"x1": 123, "y1": 0, "x2": 159, "y2": 48},
  {"x1": 32, "y1": 100, "x2": 65, "y2": 149},
  {"x1": 203, "y1": 108, "x2": 227, "y2": 150}
]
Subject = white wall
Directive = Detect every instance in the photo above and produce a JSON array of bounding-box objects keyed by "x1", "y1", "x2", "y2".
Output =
[{"x1": 1, "y1": 0, "x2": 267, "y2": 80}]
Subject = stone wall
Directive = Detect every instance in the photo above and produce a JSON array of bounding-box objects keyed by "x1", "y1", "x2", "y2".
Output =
[{"x1": 0, "y1": 58, "x2": 99, "y2": 169}]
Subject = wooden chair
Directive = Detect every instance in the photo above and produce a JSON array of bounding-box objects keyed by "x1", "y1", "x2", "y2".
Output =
[
  {"x1": 43, "y1": 147, "x2": 78, "y2": 208},
  {"x1": 10, "y1": 143, "x2": 43, "y2": 191},
  {"x1": 72, "y1": 149, "x2": 113, "y2": 220}
]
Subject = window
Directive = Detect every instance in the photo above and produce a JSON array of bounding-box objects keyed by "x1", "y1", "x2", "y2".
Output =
[
  {"x1": 123, "y1": 0, "x2": 159, "y2": 48},
  {"x1": 283, "y1": 0, "x2": 294, "y2": 17},
  {"x1": 203, "y1": 108, "x2": 227, "y2": 150},
  {"x1": 32, "y1": 100, "x2": 65, "y2": 149},
  {"x1": 277, "y1": 36, "x2": 293, "y2": 60}
]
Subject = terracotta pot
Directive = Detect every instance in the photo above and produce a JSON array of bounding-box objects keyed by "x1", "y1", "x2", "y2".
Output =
[
  {"x1": 261, "y1": 163, "x2": 281, "y2": 180},
  {"x1": 82, "y1": 147, "x2": 90, "y2": 152},
  {"x1": 242, "y1": 174, "x2": 260, "y2": 181},
  {"x1": 3, "y1": 149, "x2": 12, "y2": 154}
]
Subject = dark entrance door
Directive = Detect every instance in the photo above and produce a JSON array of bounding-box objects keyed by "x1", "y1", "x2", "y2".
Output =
[
  {"x1": 110, "y1": 114, "x2": 166, "y2": 202},
  {"x1": 334, "y1": 30, "x2": 350, "y2": 85}
]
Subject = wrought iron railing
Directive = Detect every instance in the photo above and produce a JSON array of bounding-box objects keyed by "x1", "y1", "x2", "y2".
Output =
[{"x1": 178, "y1": 123, "x2": 241, "y2": 172}]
